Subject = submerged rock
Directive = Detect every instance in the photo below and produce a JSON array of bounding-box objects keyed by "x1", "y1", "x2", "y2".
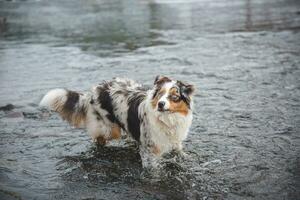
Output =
[{"x1": 0, "y1": 104, "x2": 15, "y2": 111}]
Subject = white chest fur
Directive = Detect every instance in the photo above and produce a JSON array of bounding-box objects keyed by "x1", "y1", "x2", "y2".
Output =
[{"x1": 141, "y1": 99, "x2": 193, "y2": 155}]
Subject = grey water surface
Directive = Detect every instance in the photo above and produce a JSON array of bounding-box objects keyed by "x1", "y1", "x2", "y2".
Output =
[{"x1": 0, "y1": 0, "x2": 300, "y2": 199}]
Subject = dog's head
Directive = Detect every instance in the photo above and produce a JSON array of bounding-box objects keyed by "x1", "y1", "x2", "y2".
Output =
[{"x1": 151, "y1": 75, "x2": 195, "y2": 116}]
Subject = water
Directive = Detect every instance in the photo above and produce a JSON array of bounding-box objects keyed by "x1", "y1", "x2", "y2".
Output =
[{"x1": 0, "y1": 0, "x2": 300, "y2": 199}]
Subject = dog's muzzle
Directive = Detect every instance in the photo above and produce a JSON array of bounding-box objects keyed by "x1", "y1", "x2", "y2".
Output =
[{"x1": 158, "y1": 101, "x2": 166, "y2": 112}]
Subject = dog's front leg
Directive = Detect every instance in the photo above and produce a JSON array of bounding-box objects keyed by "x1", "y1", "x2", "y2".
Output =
[
  {"x1": 173, "y1": 142, "x2": 183, "y2": 152},
  {"x1": 172, "y1": 142, "x2": 190, "y2": 159},
  {"x1": 139, "y1": 146, "x2": 161, "y2": 168}
]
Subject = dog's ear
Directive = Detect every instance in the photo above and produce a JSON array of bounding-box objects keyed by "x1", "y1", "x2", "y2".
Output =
[
  {"x1": 154, "y1": 75, "x2": 171, "y2": 85},
  {"x1": 154, "y1": 75, "x2": 161, "y2": 84},
  {"x1": 183, "y1": 84, "x2": 195, "y2": 96},
  {"x1": 178, "y1": 81, "x2": 195, "y2": 97}
]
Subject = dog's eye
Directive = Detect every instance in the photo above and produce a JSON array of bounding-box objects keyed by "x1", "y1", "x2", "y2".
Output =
[
  {"x1": 170, "y1": 95, "x2": 180, "y2": 102},
  {"x1": 158, "y1": 91, "x2": 165, "y2": 97}
]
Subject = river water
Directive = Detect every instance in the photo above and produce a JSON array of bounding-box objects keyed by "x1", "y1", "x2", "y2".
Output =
[{"x1": 0, "y1": 0, "x2": 300, "y2": 199}]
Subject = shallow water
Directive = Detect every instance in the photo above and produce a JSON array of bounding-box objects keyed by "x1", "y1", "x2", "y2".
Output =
[{"x1": 0, "y1": 0, "x2": 300, "y2": 199}]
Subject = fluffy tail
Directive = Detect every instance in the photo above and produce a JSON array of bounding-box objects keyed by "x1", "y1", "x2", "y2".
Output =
[{"x1": 40, "y1": 88, "x2": 88, "y2": 127}]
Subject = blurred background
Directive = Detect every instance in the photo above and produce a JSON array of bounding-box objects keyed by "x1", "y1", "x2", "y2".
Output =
[{"x1": 0, "y1": 0, "x2": 299, "y2": 199}]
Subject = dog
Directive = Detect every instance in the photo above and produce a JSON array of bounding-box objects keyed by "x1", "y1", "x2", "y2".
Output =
[{"x1": 40, "y1": 76, "x2": 195, "y2": 167}]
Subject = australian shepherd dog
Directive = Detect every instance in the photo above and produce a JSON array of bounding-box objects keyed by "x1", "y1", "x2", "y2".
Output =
[{"x1": 40, "y1": 76, "x2": 195, "y2": 167}]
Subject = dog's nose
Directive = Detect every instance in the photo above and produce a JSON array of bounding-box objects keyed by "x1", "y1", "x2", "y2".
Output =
[{"x1": 158, "y1": 101, "x2": 165, "y2": 109}]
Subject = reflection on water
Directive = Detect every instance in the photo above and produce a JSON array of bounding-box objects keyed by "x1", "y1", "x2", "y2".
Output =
[
  {"x1": 1, "y1": 0, "x2": 299, "y2": 52},
  {"x1": 0, "y1": 0, "x2": 300, "y2": 199}
]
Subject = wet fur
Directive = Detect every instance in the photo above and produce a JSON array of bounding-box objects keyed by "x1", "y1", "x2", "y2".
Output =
[{"x1": 40, "y1": 76, "x2": 194, "y2": 167}]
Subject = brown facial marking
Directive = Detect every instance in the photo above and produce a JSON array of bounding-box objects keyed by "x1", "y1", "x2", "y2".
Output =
[
  {"x1": 151, "y1": 88, "x2": 166, "y2": 109},
  {"x1": 169, "y1": 87, "x2": 180, "y2": 96},
  {"x1": 168, "y1": 100, "x2": 189, "y2": 116},
  {"x1": 167, "y1": 87, "x2": 189, "y2": 116},
  {"x1": 110, "y1": 124, "x2": 121, "y2": 140}
]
